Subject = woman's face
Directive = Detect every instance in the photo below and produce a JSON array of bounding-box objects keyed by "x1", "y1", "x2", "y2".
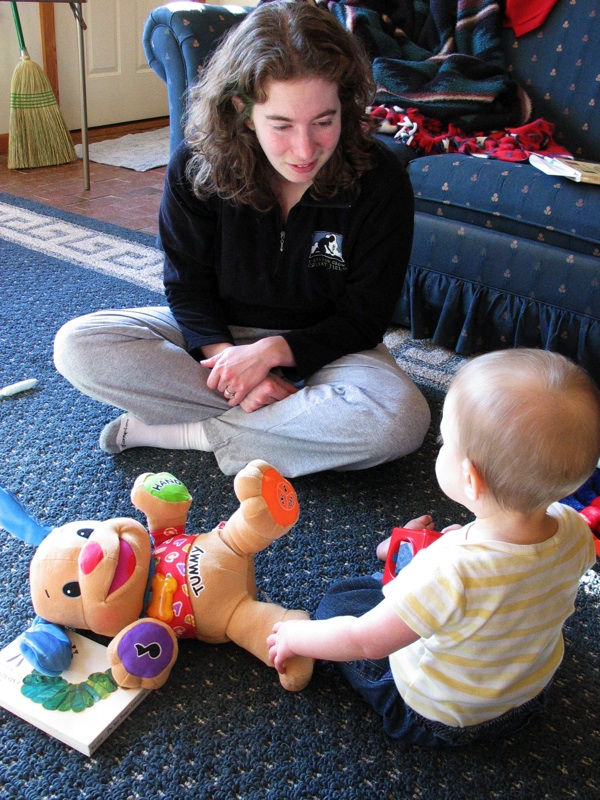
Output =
[{"x1": 246, "y1": 76, "x2": 342, "y2": 189}]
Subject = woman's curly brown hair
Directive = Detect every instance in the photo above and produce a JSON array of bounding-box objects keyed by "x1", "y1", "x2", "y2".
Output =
[{"x1": 184, "y1": 1, "x2": 377, "y2": 211}]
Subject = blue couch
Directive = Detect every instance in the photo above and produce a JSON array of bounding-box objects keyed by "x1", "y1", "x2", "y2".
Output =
[{"x1": 143, "y1": 0, "x2": 600, "y2": 382}]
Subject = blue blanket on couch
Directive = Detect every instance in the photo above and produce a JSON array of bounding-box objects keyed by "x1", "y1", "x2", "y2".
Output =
[{"x1": 325, "y1": 0, "x2": 529, "y2": 129}]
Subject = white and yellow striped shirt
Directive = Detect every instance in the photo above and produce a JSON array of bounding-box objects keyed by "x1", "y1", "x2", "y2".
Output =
[{"x1": 383, "y1": 503, "x2": 596, "y2": 728}]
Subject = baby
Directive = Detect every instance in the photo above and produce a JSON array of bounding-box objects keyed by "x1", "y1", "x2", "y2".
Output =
[{"x1": 267, "y1": 349, "x2": 600, "y2": 746}]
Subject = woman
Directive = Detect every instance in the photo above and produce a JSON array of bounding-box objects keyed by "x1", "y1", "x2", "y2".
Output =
[{"x1": 54, "y1": 1, "x2": 430, "y2": 477}]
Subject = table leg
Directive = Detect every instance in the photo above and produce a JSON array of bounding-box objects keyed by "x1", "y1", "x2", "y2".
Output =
[{"x1": 70, "y1": 2, "x2": 89, "y2": 190}]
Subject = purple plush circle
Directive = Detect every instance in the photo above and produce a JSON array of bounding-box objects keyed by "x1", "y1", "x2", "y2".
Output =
[{"x1": 117, "y1": 621, "x2": 175, "y2": 678}]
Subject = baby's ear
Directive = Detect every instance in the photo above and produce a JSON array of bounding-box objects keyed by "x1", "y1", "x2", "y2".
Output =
[
  {"x1": 19, "y1": 616, "x2": 73, "y2": 676},
  {"x1": 462, "y1": 458, "x2": 483, "y2": 502}
]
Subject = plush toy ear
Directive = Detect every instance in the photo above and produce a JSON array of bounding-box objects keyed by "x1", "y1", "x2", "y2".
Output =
[
  {"x1": 19, "y1": 616, "x2": 73, "y2": 676},
  {"x1": 0, "y1": 482, "x2": 52, "y2": 546}
]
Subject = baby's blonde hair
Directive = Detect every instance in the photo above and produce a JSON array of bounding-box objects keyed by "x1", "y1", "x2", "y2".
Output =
[{"x1": 447, "y1": 349, "x2": 600, "y2": 513}]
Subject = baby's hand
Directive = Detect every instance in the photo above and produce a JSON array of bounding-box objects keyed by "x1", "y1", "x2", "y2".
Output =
[
  {"x1": 267, "y1": 620, "x2": 305, "y2": 674},
  {"x1": 376, "y1": 514, "x2": 435, "y2": 561}
]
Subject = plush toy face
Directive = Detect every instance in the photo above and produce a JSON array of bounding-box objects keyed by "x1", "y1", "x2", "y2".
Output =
[{"x1": 29, "y1": 517, "x2": 152, "y2": 637}]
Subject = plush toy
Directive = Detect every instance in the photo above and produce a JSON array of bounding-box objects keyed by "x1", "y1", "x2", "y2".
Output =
[{"x1": 0, "y1": 460, "x2": 314, "y2": 692}]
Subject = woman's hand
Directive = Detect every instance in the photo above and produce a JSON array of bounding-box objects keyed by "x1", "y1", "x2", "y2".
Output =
[
  {"x1": 201, "y1": 336, "x2": 296, "y2": 409},
  {"x1": 238, "y1": 373, "x2": 298, "y2": 412}
]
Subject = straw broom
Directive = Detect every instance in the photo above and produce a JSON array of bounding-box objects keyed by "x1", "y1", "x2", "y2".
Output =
[{"x1": 8, "y1": 1, "x2": 76, "y2": 169}]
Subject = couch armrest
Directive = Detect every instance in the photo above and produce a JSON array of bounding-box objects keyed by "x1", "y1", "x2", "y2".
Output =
[{"x1": 143, "y1": 3, "x2": 250, "y2": 154}]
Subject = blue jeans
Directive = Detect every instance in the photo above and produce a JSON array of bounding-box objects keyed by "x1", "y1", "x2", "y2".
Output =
[{"x1": 315, "y1": 570, "x2": 550, "y2": 748}]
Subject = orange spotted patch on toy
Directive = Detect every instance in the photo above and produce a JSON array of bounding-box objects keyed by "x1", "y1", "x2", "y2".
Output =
[{"x1": 262, "y1": 467, "x2": 298, "y2": 527}]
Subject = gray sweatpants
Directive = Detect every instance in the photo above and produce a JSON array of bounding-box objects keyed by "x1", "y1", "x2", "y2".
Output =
[{"x1": 54, "y1": 307, "x2": 431, "y2": 477}]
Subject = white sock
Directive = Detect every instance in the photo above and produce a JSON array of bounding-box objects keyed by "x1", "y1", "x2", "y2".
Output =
[{"x1": 100, "y1": 414, "x2": 212, "y2": 453}]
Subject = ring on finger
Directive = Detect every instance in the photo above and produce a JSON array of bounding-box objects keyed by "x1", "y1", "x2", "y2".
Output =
[{"x1": 224, "y1": 388, "x2": 235, "y2": 400}]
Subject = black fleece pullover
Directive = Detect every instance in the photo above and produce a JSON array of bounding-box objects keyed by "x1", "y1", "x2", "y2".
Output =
[{"x1": 160, "y1": 140, "x2": 414, "y2": 380}]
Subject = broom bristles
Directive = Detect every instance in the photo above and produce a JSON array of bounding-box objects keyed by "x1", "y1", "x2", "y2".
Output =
[{"x1": 8, "y1": 56, "x2": 77, "y2": 170}]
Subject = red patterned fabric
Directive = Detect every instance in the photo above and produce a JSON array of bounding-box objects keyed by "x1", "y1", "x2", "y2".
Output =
[
  {"x1": 149, "y1": 525, "x2": 198, "y2": 638},
  {"x1": 370, "y1": 107, "x2": 573, "y2": 161}
]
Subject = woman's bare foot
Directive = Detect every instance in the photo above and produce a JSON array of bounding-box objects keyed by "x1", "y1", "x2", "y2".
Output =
[{"x1": 376, "y1": 514, "x2": 434, "y2": 561}]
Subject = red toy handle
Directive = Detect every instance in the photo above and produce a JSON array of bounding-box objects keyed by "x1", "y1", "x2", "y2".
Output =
[
  {"x1": 382, "y1": 527, "x2": 443, "y2": 584},
  {"x1": 579, "y1": 502, "x2": 600, "y2": 557}
]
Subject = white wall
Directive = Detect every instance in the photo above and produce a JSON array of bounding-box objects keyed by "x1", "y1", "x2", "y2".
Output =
[{"x1": 0, "y1": 3, "x2": 44, "y2": 136}]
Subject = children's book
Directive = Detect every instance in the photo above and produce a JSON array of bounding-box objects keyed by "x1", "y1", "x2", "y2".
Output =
[
  {"x1": 529, "y1": 154, "x2": 600, "y2": 184},
  {"x1": 0, "y1": 630, "x2": 149, "y2": 756}
]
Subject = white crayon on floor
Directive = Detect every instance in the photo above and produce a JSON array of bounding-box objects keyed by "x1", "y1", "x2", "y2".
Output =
[{"x1": 0, "y1": 379, "x2": 38, "y2": 397}]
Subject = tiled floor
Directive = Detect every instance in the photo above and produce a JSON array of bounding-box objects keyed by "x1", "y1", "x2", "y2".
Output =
[{"x1": 0, "y1": 145, "x2": 166, "y2": 237}]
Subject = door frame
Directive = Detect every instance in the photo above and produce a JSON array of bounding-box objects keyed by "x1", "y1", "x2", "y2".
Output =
[{"x1": 40, "y1": 4, "x2": 61, "y2": 103}]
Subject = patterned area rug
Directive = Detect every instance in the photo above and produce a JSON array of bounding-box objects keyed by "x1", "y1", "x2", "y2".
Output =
[
  {"x1": 0, "y1": 193, "x2": 598, "y2": 800},
  {"x1": 0, "y1": 195, "x2": 163, "y2": 289}
]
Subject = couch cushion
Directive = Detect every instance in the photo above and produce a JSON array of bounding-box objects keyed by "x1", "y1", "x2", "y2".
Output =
[
  {"x1": 393, "y1": 212, "x2": 600, "y2": 383},
  {"x1": 501, "y1": 0, "x2": 600, "y2": 162},
  {"x1": 407, "y1": 153, "x2": 600, "y2": 258}
]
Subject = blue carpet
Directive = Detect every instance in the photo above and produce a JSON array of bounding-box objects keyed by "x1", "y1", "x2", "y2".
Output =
[{"x1": 0, "y1": 193, "x2": 598, "y2": 799}]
